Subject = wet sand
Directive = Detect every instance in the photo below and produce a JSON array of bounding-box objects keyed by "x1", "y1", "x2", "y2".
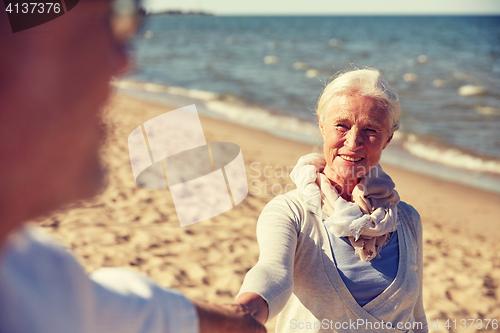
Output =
[{"x1": 37, "y1": 93, "x2": 500, "y2": 332}]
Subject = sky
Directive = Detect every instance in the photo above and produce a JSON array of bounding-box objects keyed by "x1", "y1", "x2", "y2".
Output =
[{"x1": 142, "y1": 0, "x2": 500, "y2": 15}]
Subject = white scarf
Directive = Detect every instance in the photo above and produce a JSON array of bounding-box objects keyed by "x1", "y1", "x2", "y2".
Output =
[{"x1": 290, "y1": 153, "x2": 400, "y2": 261}]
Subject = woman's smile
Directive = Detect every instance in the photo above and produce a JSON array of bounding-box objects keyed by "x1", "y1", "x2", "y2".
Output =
[
  {"x1": 320, "y1": 94, "x2": 393, "y2": 187},
  {"x1": 338, "y1": 154, "x2": 364, "y2": 163}
]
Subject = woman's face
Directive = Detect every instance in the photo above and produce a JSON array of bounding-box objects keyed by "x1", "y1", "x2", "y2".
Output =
[{"x1": 319, "y1": 94, "x2": 393, "y2": 185}]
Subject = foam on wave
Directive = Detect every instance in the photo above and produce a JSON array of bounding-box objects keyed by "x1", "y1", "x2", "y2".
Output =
[
  {"x1": 403, "y1": 134, "x2": 500, "y2": 175},
  {"x1": 113, "y1": 78, "x2": 500, "y2": 179}
]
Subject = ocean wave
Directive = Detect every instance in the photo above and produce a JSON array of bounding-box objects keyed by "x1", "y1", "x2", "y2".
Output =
[
  {"x1": 403, "y1": 134, "x2": 500, "y2": 175},
  {"x1": 112, "y1": 79, "x2": 219, "y2": 101},
  {"x1": 113, "y1": 78, "x2": 321, "y2": 143},
  {"x1": 113, "y1": 78, "x2": 500, "y2": 178},
  {"x1": 204, "y1": 100, "x2": 320, "y2": 139}
]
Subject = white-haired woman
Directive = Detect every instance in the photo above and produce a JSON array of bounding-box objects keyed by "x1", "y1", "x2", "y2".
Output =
[{"x1": 234, "y1": 68, "x2": 427, "y2": 333}]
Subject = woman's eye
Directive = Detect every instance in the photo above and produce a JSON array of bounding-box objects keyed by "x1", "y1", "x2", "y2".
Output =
[
  {"x1": 336, "y1": 124, "x2": 348, "y2": 129},
  {"x1": 365, "y1": 128, "x2": 377, "y2": 133}
]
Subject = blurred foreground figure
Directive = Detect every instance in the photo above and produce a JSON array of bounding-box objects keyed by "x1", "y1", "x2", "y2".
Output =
[{"x1": 0, "y1": 1, "x2": 265, "y2": 332}]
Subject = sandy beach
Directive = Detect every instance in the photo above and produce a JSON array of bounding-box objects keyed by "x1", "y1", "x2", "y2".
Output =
[{"x1": 36, "y1": 93, "x2": 500, "y2": 332}]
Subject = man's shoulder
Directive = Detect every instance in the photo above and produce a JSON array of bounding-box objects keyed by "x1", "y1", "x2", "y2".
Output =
[
  {"x1": 2, "y1": 225, "x2": 73, "y2": 260},
  {"x1": 0, "y1": 225, "x2": 94, "y2": 332},
  {"x1": 1, "y1": 224, "x2": 85, "y2": 284}
]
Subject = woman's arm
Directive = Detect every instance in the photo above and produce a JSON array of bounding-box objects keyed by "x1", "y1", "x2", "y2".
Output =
[
  {"x1": 235, "y1": 194, "x2": 302, "y2": 323},
  {"x1": 411, "y1": 208, "x2": 428, "y2": 333}
]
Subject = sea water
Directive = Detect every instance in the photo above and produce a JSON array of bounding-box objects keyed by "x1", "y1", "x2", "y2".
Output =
[{"x1": 116, "y1": 15, "x2": 500, "y2": 193}]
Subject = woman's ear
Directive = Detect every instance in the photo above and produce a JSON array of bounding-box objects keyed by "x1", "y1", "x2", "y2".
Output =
[
  {"x1": 383, "y1": 133, "x2": 394, "y2": 150},
  {"x1": 318, "y1": 115, "x2": 325, "y2": 138}
]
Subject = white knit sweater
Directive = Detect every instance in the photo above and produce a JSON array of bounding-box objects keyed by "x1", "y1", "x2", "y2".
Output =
[{"x1": 238, "y1": 189, "x2": 428, "y2": 333}]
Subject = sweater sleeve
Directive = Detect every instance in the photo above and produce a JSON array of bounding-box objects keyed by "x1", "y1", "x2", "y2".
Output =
[
  {"x1": 237, "y1": 194, "x2": 302, "y2": 321},
  {"x1": 405, "y1": 204, "x2": 428, "y2": 333}
]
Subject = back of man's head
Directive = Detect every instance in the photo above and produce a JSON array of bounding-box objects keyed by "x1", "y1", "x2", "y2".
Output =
[{"x1": 0, "y1": 0, "x2": 129, "y2": 246}]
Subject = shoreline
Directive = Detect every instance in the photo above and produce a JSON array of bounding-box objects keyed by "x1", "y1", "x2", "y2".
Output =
[
  {"x1": 114, "y1": 82, "x2": 500, "y2": 195},
  {"x1": 38, "y1": 93, "x2": 500, "y2": 332}
]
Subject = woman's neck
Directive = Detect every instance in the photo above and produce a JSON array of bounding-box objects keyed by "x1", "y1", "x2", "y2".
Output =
[{"x1": 323, "y1": 170, "x2": 360, "y2": 201}]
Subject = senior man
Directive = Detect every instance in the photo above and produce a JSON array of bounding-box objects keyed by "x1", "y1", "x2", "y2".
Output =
[{"x1": 0, "y1": 1, "x2": 265, "y2": 332}]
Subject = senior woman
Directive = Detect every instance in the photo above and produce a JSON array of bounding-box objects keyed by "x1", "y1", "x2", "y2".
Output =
[{"x1": 234, "y1": 68, "x2": 427, "y2": 333}]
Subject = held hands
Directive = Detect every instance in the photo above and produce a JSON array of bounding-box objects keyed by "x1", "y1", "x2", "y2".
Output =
[
  {"x1": 195, "y1": 301, "x2": 267, "y2": 333},
  {"x1": 234, "y1": 292, "x2": 269, "y2": 325}
]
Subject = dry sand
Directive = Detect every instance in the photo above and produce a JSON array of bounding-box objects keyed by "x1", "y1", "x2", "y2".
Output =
[{"x1": 36, "y1": 94, "x2": 500, "y2": 332}]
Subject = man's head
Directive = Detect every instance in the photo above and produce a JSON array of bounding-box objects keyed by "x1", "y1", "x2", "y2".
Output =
[{"x1": 0, "y1": 0, "x2": 140, "y2": 245}]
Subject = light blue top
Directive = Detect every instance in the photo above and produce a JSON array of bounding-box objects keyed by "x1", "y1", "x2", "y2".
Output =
[{"x1": 329, "y1": 231, "x2": 399, "y2": 307}]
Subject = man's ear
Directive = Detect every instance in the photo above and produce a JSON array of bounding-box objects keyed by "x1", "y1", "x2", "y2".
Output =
[{"x1": 383, "y1": 133, "x2": 394, "y2": 150}]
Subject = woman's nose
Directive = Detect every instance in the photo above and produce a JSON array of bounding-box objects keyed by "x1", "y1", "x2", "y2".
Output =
[{"x1": 344, "y1": 129, "x2": 362, "y2": 150}]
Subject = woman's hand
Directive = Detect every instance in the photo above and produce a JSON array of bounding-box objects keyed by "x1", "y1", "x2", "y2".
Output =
[
  {"x1": 234, "y1": 292, "x2": 269, "y2": 325},
  {"x1": 194, "y1": 300, "x2": 267, "y2": 333}
]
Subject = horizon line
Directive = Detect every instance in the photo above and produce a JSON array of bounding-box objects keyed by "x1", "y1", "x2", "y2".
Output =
[{"x1": 146, "y1": 10, "x2": 500, "y2": 16}]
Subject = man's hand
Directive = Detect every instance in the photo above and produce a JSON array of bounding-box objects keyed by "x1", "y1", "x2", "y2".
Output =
[{"x1": 194, "y1": 301, "x2": 267, "y2": 333}]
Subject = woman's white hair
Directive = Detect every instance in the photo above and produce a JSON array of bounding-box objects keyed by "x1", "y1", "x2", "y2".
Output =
[{"x1": 317, "y1": 68, "x2": 401, "y2": 133}]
